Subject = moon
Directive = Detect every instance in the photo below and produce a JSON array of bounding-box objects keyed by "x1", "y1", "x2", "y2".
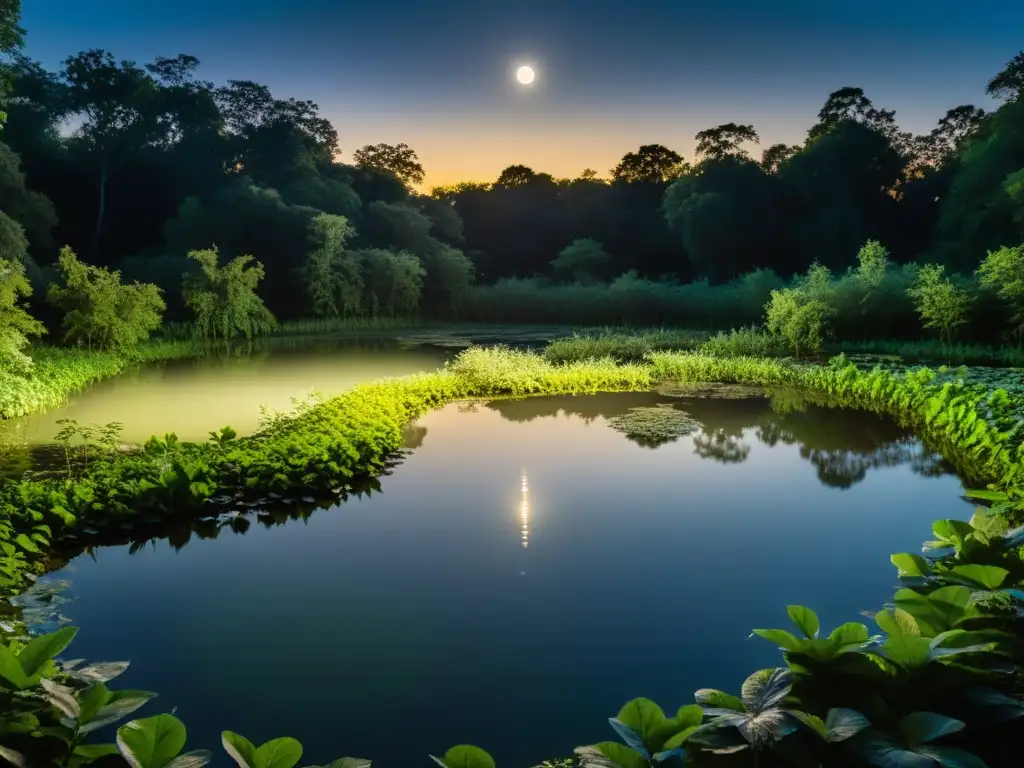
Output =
[{"x1": 516, "y1": 65, "x2": 535, "y2": 85}]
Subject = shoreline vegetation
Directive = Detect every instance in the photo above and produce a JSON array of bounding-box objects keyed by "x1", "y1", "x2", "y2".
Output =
[{"x1": 0, "y1": 344, "x2": 1022, "y2": 765}]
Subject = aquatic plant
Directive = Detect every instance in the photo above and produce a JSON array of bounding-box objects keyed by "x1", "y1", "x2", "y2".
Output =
[{"x1": 606, "y1": 405, "x2": 700, "y2": 448}]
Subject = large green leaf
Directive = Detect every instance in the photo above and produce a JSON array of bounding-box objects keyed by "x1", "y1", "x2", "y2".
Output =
[
  {"x1": 0, "y1": 645, "x2": 30, "y2": 689},
  {"x1": 824, "y1": 708, "x2": 871, "y2": 743},
  {"x1": 786, "y1": 606, "x2": 819, "y2": 639},
  {"x1": 948, "y1": 564, "x2": 1009, "y2": 590},
  {"x1": 16, "y1": 627, "x2": 78, "y2": 678},
  {"x1": 117, "y1": 714, "x2": 188, "y2": 768},
  {"x1": 574, "y1": 745, "x2": 642, "y2": 768},
  {"x1": 254, "y1": 738, "x2": 302, "y2": 768},
  {"x1": 694, "y1": 689, "x2": 744, "y2": 713},
  {"x1": 751, "y1": 629, "x2": 802, "y2": 652},
  {"x1": 899, "y1": 712, "x2": 965, "y2": 747},
  {"x1": 876, "y1": 608, "x2": 920, "y2": 637},
  {"x1": 222, "y1": 732, "x2": 257, "y2": 768},
  {"x1": 615, "y1": 698, "x2": 666, "y2": 742},
  {"x1": 891, "y1": 554, "x2": 931, "y2": 579},
  {"x1": 430, "y1": 745, "x2": 496, "y2": 768},
  {"x1": 881, "y1": 634, "x2": 932, "y2": 669}
]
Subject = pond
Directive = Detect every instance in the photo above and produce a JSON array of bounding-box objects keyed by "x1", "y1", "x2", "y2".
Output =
[
  {"x1": 32, "y1": 389, "x2": 972, "y2": 766},
  {"x1": 5, "y1": 338, "x2": 453, "y2": 445}
]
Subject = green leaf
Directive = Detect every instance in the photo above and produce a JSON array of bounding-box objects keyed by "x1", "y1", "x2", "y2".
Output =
[
  {"x1": 786, "y1": 606, "x2": 819, "y2": 639},
  {"x1": 616, "y1": 698, "x2": 667, "y2": 742},
  {"x1": 899, "y1": 712, "x2": 965, "y2": 747},
  {"x1": 824, "y1": 709, "x2": 871, "y2": 742},
  {"x1": 254, "y1": 738, "x2": 302, "y2": 768},
  {"x1": 14, "y1": 534, "x2": 40, "y2": 554},
  {"x1": 166, "y1": 750, "x2": 213, "y2": 767},
  {"x1": 694, "y1": 689, "x2": 744, "y2": 712},
  {"x1": 590, "y1": 743, "x2": 647, "y2": 768},
  {"x1": 661, "y1": 726, "x2": 698, "y2": 750},
  {"x1": 430, "y1": 745, "x2": 496, "y2": 768},
  {"x1": 222, "y1": 732, "x2": 257, "y2": 768},
  {"x1": 0, "y1": 645, "x2": 30, "y2": 689},
  {"x1": 891, "y1": 553, "x2": 931, "y2": 579},
  {"x1": 17, "y1": 627, "x2": 78, "y2": 677},
  {"x1": 876, "y1": 608, "x2": 920, "y2": 637},
  {"x1": 751, "y1": 629, "x2": 802, "y2": 651},
  {"x1": 117, "y1": 714, "x2": 188, "y2": 768},
  {"x1": 948, "y1": 564, "x2": 1009, "y2": 589},
  {"x1": 882, "y1": 634, "x2": 932, "y2": 669},
  {"x1": 828, "y1": 622, "x2": 870, "y2": 646},
  {"x1": 73, "y1": 743, "x2": 120, "y2": 760}
]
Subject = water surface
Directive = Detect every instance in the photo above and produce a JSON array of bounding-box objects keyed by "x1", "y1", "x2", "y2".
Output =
[
  {"x1": 8, "y1": 339, "x2": 451, "y2": 445},
  {"x1": 41, "y1": 391, "x2": 971, "y2": 766}
]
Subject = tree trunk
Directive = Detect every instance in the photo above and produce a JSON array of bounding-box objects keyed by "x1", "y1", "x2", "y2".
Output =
[{"x1": 92, "y1": 159, "x2": 107, "y2": 258}]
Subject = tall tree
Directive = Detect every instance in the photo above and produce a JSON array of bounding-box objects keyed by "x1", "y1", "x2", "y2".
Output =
[
  {"x1": 61, "y1": 50, "x2": 164, "y2": 256},
  {"x1": 611, "y1": 144, "x2": 685, "y2": 184},
  {"x1": 760, "y1": 143, "x2": 799, "y2": 174},
  {"x1": 352, "y1": 142, "x2": 425, "y2": 186},
  {"x1": 694, "y1": 123, "x2": 759, "y2": 160},
  {"x1": 986, "y1": 50, "x2": 1024, "y2": 102}
]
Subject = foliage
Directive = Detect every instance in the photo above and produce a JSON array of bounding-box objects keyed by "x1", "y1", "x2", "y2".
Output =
[
  {"x1": 0, "y1": 255, "x2": 42, "y2": 375},
  {"x1": 977, "y1": 244, "x2": 1024, "y2": 342},
  {"x1": 550, "y1": 238, "x2": 611, "y2": 284},
  {"x1": 47, "y1": 246, "x2": 165, "y2": 350},
  {"x1": 300, "y1": 213, "x2": 362, "y2": 318},
  {"x1": 182, "y1": 247, "x2": 276, "y2": 341},
  {"x1": 907, "y1": 263, "x2": 973, "y2": 348}
]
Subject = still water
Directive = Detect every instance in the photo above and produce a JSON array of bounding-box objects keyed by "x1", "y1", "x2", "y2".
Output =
[
  {"x1": 39, "y1": 390, "x2": 971, "y2": 766},
  {"x1": 8, "y1": 339, "x2": 452, "y2": 445}
]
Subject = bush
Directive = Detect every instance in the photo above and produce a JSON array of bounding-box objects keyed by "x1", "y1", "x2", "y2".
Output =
[
  {"x1": 977, "y1": 244, "x2": 1024, "y2": 342},
  {"x1": 0, "y1": 257, "x2": 44, "y2": 375},
  {"x1": 907, "y1": 263, "x2": 973, "y2": 348},
  {"x1": 182, "y1": 247, "x2": 277, "y2": 341},
  {"x1": 47, "y1": 246, "x2": 165, "y2": 351}
]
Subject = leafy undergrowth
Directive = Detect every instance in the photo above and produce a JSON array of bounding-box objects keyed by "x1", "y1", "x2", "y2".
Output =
[{"x1": 1, "y1": 346, "x2": 1024, "y2": 766}]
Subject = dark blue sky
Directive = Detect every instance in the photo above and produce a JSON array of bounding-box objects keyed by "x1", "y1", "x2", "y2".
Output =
[{"x1": 21, "y1": 0, "x2": 1024, "y2": 187}]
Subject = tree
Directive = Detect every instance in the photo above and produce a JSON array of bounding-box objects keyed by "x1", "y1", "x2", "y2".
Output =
[
  {"x1": 0, "y1": 0, "x2": 23, "y2": 126},
  {"x1": 495, "y1": 164, "x2": 537, "y2": 188},
  {"x1": 695, "y1": 123, "x2": 759, "y2": 160},
  {"x1": 47, "y1": 245, "x2": 165, "y2": 350},
  {"x1": 977, "y1": 244, "x2": 1024, "y2": 342},
  {"x1": 611, "y1": 145, "x2": 685, "y2": 184},
  {"x1": 550, "y1": 238, "x2": 611, "y2": 284},
  {"x1": 0, "y1": 254, "x2": 43, "y2": 375},
  {"x1": 182, "y1": 246, "x2": 276, "y2": 341},
  {"x1": 986, "y1": 50, "x2": 1024, "y2": 102},
  {"x1": 357, "y1": 248, "x2": 424, "y2": 317},
  {"x1": 300, "y1": 213, "x2": 362, "y2": 317},
  {"x1": 760, "y1": 143, "x2": 798, "y2": 174},
  {"x1": 765, "y1": 263, "x2": 836, "y2": 357},
  {"x1": 352, "y1": 142, "x2": 425, "y2": 187},
  {"x1": 61, "y1": 50, "x2": 166, "y2": 255},
  {"x1": 906, "y1": 263, "x2": 972, "y2": 348}
]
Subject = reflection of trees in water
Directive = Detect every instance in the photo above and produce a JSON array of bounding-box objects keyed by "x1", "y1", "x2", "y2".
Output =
[
  {"x1": 482, "y1": 390, "x2": 955, "y2": 489},
  {"x1": 692, "y1": 430, "x2": 751, "y2": 464}
]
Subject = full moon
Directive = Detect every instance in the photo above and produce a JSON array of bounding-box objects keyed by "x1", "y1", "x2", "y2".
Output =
[{"x1": 516, "y1": 65, "x2": 535, "y2": 85}]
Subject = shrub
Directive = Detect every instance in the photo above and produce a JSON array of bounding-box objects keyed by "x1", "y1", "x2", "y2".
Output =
[
  {"x1": 0, "y1": 257, "x2": 44, "y2": 375},
  {"x1": 550, "y1": 238, "x2": 611, "y2": 284},
  {"x1": 182, "y1": 247, "x2": 277, "y2": 341},
  {"x1": 907, "y1": 263, "x2": 974, "y2": 348},
  {"x1": 47, "y1": 246, "x2": 165, "y2": 351},
  {"x1": 977, "y1": 244, "x2": 1024, "y2": 342}
]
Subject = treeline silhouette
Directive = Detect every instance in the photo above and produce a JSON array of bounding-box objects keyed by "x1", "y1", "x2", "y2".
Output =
[{"x1": 1, "y1": 17, "x2": 1023, "y2": 335}]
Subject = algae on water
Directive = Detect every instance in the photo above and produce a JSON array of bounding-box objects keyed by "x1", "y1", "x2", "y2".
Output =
[{"x1": 606, "y1": 404, "x2": 701, "y2": 448}]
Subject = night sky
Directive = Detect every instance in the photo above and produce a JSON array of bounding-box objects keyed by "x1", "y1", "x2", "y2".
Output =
[{"x1": 22, "y1": 0, "x2": 1024, "y2": 188}]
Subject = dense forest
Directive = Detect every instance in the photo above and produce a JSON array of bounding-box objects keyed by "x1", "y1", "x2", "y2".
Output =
[{"x1": 1, "y1": 0, "x2": 1024, "y2": 347}]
